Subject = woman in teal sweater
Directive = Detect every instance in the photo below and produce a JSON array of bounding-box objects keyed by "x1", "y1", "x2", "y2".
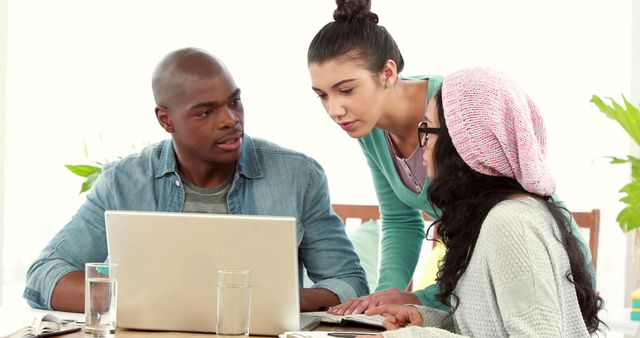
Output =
[{"x1": 307, "y1": 0, "x2": 593, "y2": 314}]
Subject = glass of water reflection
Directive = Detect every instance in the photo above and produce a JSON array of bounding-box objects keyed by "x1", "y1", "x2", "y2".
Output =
[
  {"x1": 84, "y1": 262, "x2": 118, "y2": 337},
  {"x1": 217, "y1": 269, "x2": 251, "y2": 336}
]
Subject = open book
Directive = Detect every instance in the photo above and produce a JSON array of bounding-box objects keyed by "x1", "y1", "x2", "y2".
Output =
[
  {"x1": 2, "y1": 313, "x2": 80, "y2": 338},
  {"x1": 301, "y1": 311, "x2": 385, "y2": 329}
]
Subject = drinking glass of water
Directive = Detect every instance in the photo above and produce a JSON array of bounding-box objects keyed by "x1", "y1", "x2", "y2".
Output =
[
  {"x1": 84, "y1": 262, "x2": 118, "y2": 337},
  {"x1": 217, "y1": 269, "x2": 251, "y2": 336}
]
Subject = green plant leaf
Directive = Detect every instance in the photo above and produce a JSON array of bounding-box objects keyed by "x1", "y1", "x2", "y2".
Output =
[
  {"x1": 607, "y1": 156, "x2": 640, "y2": 180},
  {"x1": 608, "y1": 156, "x2": 631, "y2": 164},
  {"x1": 65, "y1": 164, "x2": 102, "y2": 178},
  {"x1": 617, "y1": 179, "x2": 640, "y2": 232},
  {"x1": 631, "y1": 156, "x2": 640, "y2": 180},
  {"x1": 591, "y1": 95, "x2": 640, "y2": 146},
  {"x1": 80, "y1": 172, "x2": 100, "y2": 193}
]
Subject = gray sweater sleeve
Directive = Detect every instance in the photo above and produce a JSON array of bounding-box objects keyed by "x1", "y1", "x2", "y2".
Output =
[
  {"x1": 383, "y1": 326, "x2": 468, "y2": 338},
  {"x1": 381, "y1": 306, "x2": 463, "y2": 338}
]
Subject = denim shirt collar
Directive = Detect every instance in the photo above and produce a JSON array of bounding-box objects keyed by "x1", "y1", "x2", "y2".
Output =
[
  {"x1": 153, "y1": 134, "x2": 263, "y2": 179},
  {"x1": 236, "y1": 135, "x2": 264, "y2": 179}
]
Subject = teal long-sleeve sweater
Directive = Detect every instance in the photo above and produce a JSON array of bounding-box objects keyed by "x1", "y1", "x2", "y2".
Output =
[{"x1": 357, "y1": 75, "x2": 593, "y2": 309}]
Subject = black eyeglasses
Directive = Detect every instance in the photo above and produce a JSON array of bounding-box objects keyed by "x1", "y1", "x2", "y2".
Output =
[{"x1": 417, "y1": 121, "x2": 441, "y2": 148}]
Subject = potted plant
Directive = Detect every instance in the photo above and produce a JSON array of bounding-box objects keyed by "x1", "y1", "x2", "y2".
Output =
[
  {"x1": 592, "y1": 94, "x2": 640, "y2": 319},
  {"x1": 65, "y1": 142, "x2": 148, "y2": 193},
  {"x1": 592, "y1": 95, "x2": 640, "y2": 232},
  {"x1": 65, "y1": 163, "x2": 102, "y2": 194}
]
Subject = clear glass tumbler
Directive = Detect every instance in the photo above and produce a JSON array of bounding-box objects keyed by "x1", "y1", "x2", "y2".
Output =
[
  {"x1": 84, "y1": 262, "x2": 118, "y2": 337},
  {"x1": 216, "y1": 269, "x2": 251, "y2": 336}
]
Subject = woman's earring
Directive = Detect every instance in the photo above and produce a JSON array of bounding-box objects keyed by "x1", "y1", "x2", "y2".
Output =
[{"x1": 384, "y1": 82, "x2": 390, "y2": 89}]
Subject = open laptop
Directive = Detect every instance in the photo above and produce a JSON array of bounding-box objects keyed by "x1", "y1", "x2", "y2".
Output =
[{"x1": 105, "y1": 210, "x2": 319, "y2": 335}]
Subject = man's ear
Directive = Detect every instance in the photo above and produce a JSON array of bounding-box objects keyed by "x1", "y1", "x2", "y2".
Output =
[
  {"x1": 155, "y1": 106, "x2": 174, "y2": 133},
  {"x1": 380, "y1": 59, "x2": 399, "y2": 87}
]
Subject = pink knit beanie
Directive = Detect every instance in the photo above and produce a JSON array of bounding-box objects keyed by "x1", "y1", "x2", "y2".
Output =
[{"x1": 441, "y1": 67, "x2": 555, "y2": 196}]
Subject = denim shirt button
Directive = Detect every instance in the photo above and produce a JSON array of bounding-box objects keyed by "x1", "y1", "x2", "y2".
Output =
[{"x1": 175, "y1": 180, "x2": 180, "y2": 187}]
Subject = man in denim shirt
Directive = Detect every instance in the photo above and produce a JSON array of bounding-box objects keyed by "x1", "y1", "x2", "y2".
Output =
[{"x1": 24, "y1": 47, "x2": 368, "y2": 312}]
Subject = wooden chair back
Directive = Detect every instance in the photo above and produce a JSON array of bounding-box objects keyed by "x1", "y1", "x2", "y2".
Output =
[
  {"x1": 571, "y1": 209, "x2": 600, "y2": 269},
  {"x1": 331, "y1": 204, "x2": 381, "y2": 224},
  {"x1": 331, "y1": 204, "x2": 600, "y2": 269},
  {"x1": 331, "y1": 204, "x2": 436, "y2": 243}
]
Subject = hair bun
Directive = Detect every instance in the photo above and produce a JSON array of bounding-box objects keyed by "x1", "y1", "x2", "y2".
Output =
[{"x1": 333, "y1": 0, "x2": 378, "y2": 23}]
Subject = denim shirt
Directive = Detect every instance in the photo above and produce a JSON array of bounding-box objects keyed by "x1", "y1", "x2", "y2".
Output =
[{"x1": 24, "y1": 135, "x2": 368, "y2": 309}]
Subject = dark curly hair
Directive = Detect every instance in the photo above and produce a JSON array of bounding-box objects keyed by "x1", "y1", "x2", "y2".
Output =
[
  {"x1": 307, "y1": 0, "x2": 404, "y2": 74},
  {"x1": 427, "y1": 88, "x2": 603, "y2": 334}
]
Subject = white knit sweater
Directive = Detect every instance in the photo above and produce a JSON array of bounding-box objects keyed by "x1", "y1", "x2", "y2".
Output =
[{"x1": 383, "y1": 197, "x2": 590, "y2": 338}]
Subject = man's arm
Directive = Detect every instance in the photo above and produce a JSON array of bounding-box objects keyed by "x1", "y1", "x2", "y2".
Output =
[
  {"x1": 300, "y1": 288, "x2": 340, "y2": 312},
  {"x1": 297, "y1": 158, "x2": 369, "y2": 306},
  {"x1": 24, "y1": 168, "x2": 114, "y2": 310},
  {"x1": 51, "y1": 271, "x2": 85, "y2": 312}
]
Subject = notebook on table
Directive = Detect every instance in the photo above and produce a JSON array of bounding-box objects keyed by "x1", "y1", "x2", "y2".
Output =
[
  {"x1": 300, "y1": 311, "x2": 385, "y2": 329},
  {"x1": 106, "y1": 210, "x2": 313, "y2": 336}
]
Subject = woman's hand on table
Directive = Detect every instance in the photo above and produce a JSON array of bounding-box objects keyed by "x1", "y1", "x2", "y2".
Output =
[
  {"x1": 366, "y1": 304, "x2": 424, "y2": 330},
  {"x1": 327, "y1": 288, "x2": 420, "y2": 315}
]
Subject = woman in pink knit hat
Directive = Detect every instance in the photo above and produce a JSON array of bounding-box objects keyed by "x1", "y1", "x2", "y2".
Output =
[
  {"x1": 307, "y1": 0, "x2": 595, "y2": 316},
  {"x1": 364, "y1": 67, "x2": 602, "y2": 337}
]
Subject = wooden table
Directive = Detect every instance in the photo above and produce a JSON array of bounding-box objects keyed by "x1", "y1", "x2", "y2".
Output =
[
  {"x1": 0, "y1": 306, "x2": 383, "y2": 338},
  {"x1": 59, "y1": 324, "x2": 383, "y2": 337}
]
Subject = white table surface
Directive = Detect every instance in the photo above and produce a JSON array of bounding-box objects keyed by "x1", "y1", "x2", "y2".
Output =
[{"x1": 1, "y1": 303, "x2": 639, "y2": 337}]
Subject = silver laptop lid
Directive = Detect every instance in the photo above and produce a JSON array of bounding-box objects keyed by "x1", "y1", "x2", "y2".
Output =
[{"x1": 105, "y1": 210, "x2": 300, "y2": 335}]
